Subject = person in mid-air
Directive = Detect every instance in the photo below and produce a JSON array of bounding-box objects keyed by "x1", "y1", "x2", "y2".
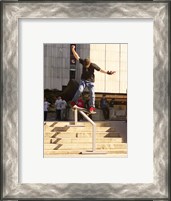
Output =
[{"x1": 70, "y1": 45, "x2": 116, "y2": 114}]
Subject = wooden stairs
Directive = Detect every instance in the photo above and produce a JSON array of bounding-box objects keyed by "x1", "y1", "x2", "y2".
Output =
[{"x1": 44, "y1": 121, "x2": 127, "y2": 157}]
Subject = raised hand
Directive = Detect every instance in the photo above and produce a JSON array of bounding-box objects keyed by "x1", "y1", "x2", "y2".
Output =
[{"x1": 107, "y1": 71, "x2": 116, "y2": 75}]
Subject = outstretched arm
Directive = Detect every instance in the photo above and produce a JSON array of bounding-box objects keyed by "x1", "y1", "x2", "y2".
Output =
[
  {"x1": 71, "y1": 45, "x2": 80, "y2": 61},
  {"x1": 100, "y1": 69, "x2": 116, "y2": 75}
]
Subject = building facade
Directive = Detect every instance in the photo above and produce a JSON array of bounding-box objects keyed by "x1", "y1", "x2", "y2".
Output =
[{"x1": 44, "y1": 44, "x2": 127, "y2": 93}]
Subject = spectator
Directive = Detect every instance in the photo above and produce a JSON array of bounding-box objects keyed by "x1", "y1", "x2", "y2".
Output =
[
  {"x1": 109, "y1": 98, "x2": 115, "y2": 120},
  {"x1": 109, "y1": 98, "x2": 115, "y2": 107},
  {"x1": 55, "y1": 96, "x2": 62, "y2": 121},
  {"x1": 65, "y1": 102, "x2": 70, "y2": 121},
  {"x1": 44, "y1": 97, "x2": 50, "y2": 121},
  {"x1": 61, "y1": 99, "x2": 67, "y2": 120},
  {"x1": 100, "y1": 94, "x2": 109, "y2": 120}
]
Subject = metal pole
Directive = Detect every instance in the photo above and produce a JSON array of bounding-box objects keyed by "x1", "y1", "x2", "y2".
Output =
[
  {"x1": 74, "y1": 108, "x2": 78, "y2": 125},
  {"x1": 71, "y1": 108, "x2": 106, "y2": 155},
  {"x1": 92, "y1": 125, "x2": 96, "y2": 152},
  {"x1": 79, "y1": 111, "x2": 96, "y2": 152},
  {"x1": 104, "y1": 44, "x2": 106, "y2": 92},
  {"x1": 119, "y1": 44, "x2": 121, "y2": 93}
]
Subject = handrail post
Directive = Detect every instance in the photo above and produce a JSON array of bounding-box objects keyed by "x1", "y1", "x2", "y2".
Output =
[
  {"x1": 74, "y1": 107, "x2": 78, "y2": 125},
  {"x1": 79, "y1": 110, "x2": 96, "y2": 152},
  {"x1": 72, "y1": 108, "x2": 106, "y2": 154},
  {"x1": 92, "y1": 125, "x2": 96, "y2": 152}
]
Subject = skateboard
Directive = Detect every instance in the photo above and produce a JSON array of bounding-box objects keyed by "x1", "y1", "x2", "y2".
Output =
[{"x1": 72, "y1": 105, "x2": 96, "y2": 116}]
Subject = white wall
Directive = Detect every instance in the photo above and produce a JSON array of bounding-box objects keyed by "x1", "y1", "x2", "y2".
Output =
[{"x1": 90, "y1": 44, "x2": 127, "y2": 93}]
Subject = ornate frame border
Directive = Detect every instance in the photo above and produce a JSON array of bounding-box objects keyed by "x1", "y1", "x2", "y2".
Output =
[{"x1": 1, "y1": 1, "x2": 170, "y2": 200}]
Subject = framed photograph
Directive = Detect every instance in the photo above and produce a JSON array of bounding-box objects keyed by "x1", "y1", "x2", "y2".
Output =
[
  {"x1": 43, "y1": 43, "x2": 128, "y2": 158},
  {"x1": 1, "y1": 1, "x2": 170, "y2": 200}
]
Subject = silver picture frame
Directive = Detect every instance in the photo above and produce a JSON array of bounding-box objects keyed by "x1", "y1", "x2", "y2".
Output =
[{"x1": 1, "y1": 1, "x2": 170, "y2": 200}]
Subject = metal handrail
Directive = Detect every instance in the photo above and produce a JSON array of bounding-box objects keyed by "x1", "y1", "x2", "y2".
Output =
[{"x1": 74, "y1": 108, "x2": 96, "y2": 152}]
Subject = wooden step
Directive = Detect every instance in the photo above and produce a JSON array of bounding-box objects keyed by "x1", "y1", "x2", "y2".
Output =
[
  {"x1": 69, "y1": 121, "x2": 112, "y2": 127},
  {"x1": 44, "y1": 149, "x2": 127, "y2": 155},
  {"x1": 45, "y1": 126, "x2": 116, "y2": 133},
  {"x1": 44, "y1": 121, "x2": 112, "y2": 127},
  {"x1": 44, "y1": 137, "x2": 123, "y2": 144},
  {"x1": 44, "y1": 125, "x2": 69, "y2": 132},
  {"x1": 44, "y1": 143, "x2": 127, "y2": 150},
  {"x1": 52, "y1": 126, "x2": 116, "y2": 132},
  {"x1": 44, "y1": 131, "x2": 121, "y2": 138},
  {"x1": 44, "y1": 121, "x2": 127, "y2": 156}
]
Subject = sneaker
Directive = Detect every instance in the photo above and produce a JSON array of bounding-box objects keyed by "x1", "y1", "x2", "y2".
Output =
[
  {"x1": 70, "y1": 101, "x2": 76, "y2": 108},
  {"x1": 89, "y1": 107, "x2": 96, "y2": 114}
]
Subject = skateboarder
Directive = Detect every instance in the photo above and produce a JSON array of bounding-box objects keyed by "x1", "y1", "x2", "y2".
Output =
[{"x1": 70, "y1": 45, "x2": 116, "y2": 114}]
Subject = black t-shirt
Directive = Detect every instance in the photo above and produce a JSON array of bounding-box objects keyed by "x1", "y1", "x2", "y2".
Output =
[{"x1": 79, "y1": 58, "x2": 101, "y2": 82}]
